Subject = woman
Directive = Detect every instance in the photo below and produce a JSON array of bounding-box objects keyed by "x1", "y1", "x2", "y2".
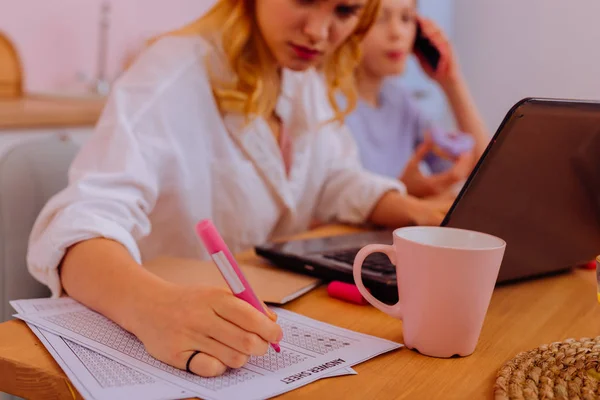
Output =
[
  {"x1": 346, "y1": 0, "x2": 490, "y2": 198},
  {"x1": 27, "y1": 0, "x2": 449, "y2": 377}
]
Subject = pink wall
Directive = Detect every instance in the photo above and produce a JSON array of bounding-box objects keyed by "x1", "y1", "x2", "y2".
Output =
[{"x1": 0, "y1": 0, "x2": 214, "y2": 93}]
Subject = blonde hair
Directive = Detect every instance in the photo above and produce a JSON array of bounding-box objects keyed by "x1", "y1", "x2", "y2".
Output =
[{"x1": 171, "y1": 0, "x2": 380, "y2": 124}]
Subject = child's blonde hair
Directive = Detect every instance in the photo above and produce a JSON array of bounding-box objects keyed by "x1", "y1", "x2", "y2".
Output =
[{"x1": 172, "y1": 0, "x2": 380, "y2": 123}]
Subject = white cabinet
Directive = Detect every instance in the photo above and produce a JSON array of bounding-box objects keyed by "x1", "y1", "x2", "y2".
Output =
[{"x1": 0, "y1": 128, "x2": 91, "y2": 158}]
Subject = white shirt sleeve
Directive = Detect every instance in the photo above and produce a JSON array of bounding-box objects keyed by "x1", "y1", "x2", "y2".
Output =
[
  {"x1": 27, "y1": 86, "x2": 166, "y2": 298},
  {"x1": 27, "y1": 35, "x2": 216, "y2": 298},
  {"x1": 314, "y1": 123, "x2": 407, "y2": 224}
]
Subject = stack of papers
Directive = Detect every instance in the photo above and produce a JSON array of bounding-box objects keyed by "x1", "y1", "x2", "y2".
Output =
[{"x1": 12, "y1": 298, "x2": 401, "y2": 400}]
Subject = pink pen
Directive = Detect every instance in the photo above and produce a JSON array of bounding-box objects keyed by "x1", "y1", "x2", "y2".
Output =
[{"x1": 195, "y1": 219, "x2": 281, "y2": 353}]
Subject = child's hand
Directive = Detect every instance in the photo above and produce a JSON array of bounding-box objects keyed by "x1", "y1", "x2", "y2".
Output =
[
  {"x1": 132, "y1": 284, "x2": 283, "y2": 377},
  {"x1": 414, "y1": 16, "x2": 458, "y2": 86},
  {"x1": 399, "y1": 138, "x2": 472, "y2": 198}
]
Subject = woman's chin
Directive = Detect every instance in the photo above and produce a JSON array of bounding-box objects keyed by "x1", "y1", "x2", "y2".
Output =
[{"x1": 278, "y1": 56, "x2": 319, "y2": 72}]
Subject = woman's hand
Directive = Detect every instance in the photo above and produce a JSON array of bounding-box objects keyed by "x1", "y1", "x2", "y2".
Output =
[
  {"x1": 410, "y1": 196, "x2": 454, "y2": 226},
  {"x1": 132, "y1": 284, "x2": 283, "y2": 377},
  {"x1": 399, "y1": 138, "x2": 473, "y2": 198},
  {"x1": 414, "y1": 16, "x2": 459, "y2": 86},
  {"x1": 368, "y1": 190, "x2": 454, "y2": 228},
  {"x1": 60, "y1": 239, "x2": 281, "y2": 378}
]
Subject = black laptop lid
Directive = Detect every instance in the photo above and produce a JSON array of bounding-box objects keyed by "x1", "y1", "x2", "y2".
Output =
[{"x1": 442, "y1": 98, "x2": 600, "y2": 282}]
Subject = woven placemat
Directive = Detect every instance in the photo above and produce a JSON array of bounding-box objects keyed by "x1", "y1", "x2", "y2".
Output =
[{"x1": 495, "y1": 337, "x2": 600, "y2": 400}]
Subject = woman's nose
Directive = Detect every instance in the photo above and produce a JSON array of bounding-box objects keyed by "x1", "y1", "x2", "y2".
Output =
[{"x1": 303, "y1": 11, "x2": 331, "y2": 44}]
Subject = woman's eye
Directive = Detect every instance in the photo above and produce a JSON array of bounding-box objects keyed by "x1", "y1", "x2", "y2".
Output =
[{"x1": 336, "y1": 4, "x2": 361, "y2": 19}]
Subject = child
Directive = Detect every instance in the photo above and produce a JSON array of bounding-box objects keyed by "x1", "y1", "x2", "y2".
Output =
[
  {"x1": 27, "y1": 0, "x2": 451, "y2": 377},
  {"x1": 346, "y1": 0, "x2": 490, "y2": 198}
]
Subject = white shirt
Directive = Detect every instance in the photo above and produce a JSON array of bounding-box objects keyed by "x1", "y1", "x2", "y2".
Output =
[{"x1": 27, "y1": 36, "x2": 405, "y2": 297}]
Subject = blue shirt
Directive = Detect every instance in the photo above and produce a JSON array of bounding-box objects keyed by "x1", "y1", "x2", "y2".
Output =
[{"x1": 345, "y1": 79, "x2": 450, "y2": 178}]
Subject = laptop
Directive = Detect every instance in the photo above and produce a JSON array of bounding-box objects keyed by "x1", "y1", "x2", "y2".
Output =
[{"x1": 255, "y1": 98, "x2": 600, "y2": 304}]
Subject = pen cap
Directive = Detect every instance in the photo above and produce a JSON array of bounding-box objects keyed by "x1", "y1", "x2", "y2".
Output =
[
  {"x1": 196, "y1": 219, "x2": 229, "y2": 255},
  {"x1": 327, "y1": 281, "x2": 369, "y2": 305}
]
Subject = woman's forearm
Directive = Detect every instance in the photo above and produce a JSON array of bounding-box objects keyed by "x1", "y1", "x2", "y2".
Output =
[
  {"x1": 368, "y1": 190, "x2": 452, "y2": 228},
  {"x1": 60, "y1": 238, "x2": 172, "y2": 334},
  {"x1": 368, "y1": 191, "x2": 420, "y2": 227},
  {"x1": 441, "y1": 73, "x2": 490, "y2": 159}
]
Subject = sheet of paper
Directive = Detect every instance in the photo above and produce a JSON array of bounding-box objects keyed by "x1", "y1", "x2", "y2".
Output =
[
  {"x1": 15, "y1": 298, "x2": 400, "y2": 400},
  {"x1": 11, "y1": 299, "x2": 356, "y2": 400},
  {"x1": 11, "y1": 299, "x2": 192, "y2": 400}
]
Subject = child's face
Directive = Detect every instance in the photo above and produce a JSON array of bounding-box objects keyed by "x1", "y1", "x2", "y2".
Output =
[
  {"x1": 359, "y1": 0, "x2": 417, "y2": 78},
  {"x1": 256, "y1": 0, "x2": 370, "y2": 71}
]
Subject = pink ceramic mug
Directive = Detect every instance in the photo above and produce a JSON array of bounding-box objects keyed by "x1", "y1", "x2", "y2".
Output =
[{"x1": 353, "y1": 226, "x2": 506, "y2": 358}]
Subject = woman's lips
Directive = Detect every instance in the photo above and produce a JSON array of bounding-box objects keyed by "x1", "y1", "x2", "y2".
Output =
[{"x1": 290, "y1": 44, "x2": 321, "y2": 61}]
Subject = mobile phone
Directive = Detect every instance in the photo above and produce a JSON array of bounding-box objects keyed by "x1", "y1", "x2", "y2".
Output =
[{"x1": 413, "y1": 20, "x2": 441, "y2": 72}]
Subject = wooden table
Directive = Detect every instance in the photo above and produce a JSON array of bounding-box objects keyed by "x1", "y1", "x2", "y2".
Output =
[
  {"x1": 0, "y1": 95, "x2": 105, "y2": 130},
  {"x1": 1, "y1": 226, "x2": 600, "y2": 399}
]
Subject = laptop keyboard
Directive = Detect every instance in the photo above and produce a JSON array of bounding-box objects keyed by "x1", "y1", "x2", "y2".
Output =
[{"x1": 322, "y1": 248, "x2": 395, "y2": 274}]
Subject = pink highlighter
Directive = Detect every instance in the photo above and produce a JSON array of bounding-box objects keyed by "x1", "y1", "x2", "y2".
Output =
[{"x1": 195, "y1": 219, "x2": 281, "y2": 353}]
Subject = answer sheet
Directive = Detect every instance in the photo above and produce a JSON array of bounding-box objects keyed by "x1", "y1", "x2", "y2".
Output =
[
  {"x1": 12, "y1": 298, "x2": 191, "y2": 400},
  {"x1": 12, "y1": 298, "x2": 356, "y2": 400},
  {"x1": 15, "y1": 298, "x2": 400, "y2": 400}
]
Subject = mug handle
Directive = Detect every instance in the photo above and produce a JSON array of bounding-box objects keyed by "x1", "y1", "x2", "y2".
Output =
[{"x1": 353, "y1": 244, "x2": 403, "y2": 319}]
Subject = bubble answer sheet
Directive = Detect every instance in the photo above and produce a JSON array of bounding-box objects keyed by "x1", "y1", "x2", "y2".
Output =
[
  {"x1": 13, "y1": 298, "x2": 401, "y2": 400},
  {"x1": 11, "y1": 298, "x2": 192, "y2": 400},
  {"x1": 11, "y1": 299, "x2": 356, "y2": 400}
]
